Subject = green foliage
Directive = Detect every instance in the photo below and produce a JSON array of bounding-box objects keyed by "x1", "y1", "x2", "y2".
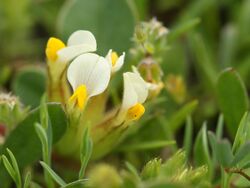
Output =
[
  {"x1": 12, "y1": 68, "x2": 46, "y2": 108},
  {"x1": 57, "y1": 0, "x2": 135, "y2": 55},
  {"x1": 23, "y1": 172, "x2": 31, "y2": 188},
  {"x1": 169, "y1": 100, "x2": 198, "y2": 132},
  {"x1": 1, "y1": 0, "x2": 250, "y2": 187},
  {"x1": 1, "y1": 149, "x2": 22, "y2": 188},
  {"x1": 79, "y1": 126, "x2": 93, "y2": 179},
  {"x1": 0, "y1": 103, "x2": 66, "y2": 167},
  {"x1": 193, "y1": 124, "x2": 212, "y2": 178},
  {"x1": 117, "y1": 140, "x2": 175, "y2": 152},
  {"x1": 216, "y1": 68, "x2": 249, "y2": 137},
  {"x1": 141, "y1": 158, "x2": 162, "y2": 180},
  {"x1": 183, "y1": 116, "x2": 193, "y2": 161},
  {"x1": 40, "y1": 161, "x2": 66, "y2": 186}
]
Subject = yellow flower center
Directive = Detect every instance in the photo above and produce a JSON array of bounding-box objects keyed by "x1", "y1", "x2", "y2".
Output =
[
  {"x1": 127, "y1": 103, "x2": 145, "y2": 121},
  {"x1": 111, "y1": 52, "x2": 118, "y2": 66},
  {"x1": 69, "y1": 85, "x2": 88, "y2": 109},
  {"x1": 46, "y1": 37, "x2": 65, "y2": 62}
]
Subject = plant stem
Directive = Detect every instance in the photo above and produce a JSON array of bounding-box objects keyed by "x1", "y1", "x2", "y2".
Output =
[{"x1": 225, "y1": 167, "x2": 250, "y2": 181}]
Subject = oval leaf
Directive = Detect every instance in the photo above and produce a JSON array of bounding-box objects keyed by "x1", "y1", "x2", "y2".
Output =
[
  {"x1": 216, "y1": 68, "x2": 249, "y2": 137},
  {"x1": 57, "y1": 0, "x2": 135, "y2": 54}
]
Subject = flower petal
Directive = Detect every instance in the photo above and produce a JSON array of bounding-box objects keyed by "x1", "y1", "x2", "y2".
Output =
[
  {"x1": 67, "y1": 30, "x2": 96, "y2": 49},
  {"x1": 113, "y1": 52, "x2": 125, "y2": 72},
  {"x1": 56, "y1": 30, "x2": 97, "y2": 63},
  {"x1": 105, "y1": 49, "x2": 113, "y2": 69},
  {"x1": 67, "y1": 53, "x2": 111, "y2": 98},
  {"x1": 122, "y1": 73, "x2": 138, "y2": 110},
  {"x1": 121, "y1": 72, "x2": 148, "y2": 110},
  {"x1": 57, "y1": 44, "x2": 96, "y2": 63}
]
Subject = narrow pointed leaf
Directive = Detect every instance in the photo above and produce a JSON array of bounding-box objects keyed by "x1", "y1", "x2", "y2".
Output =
[
  {"x1": 1, "y1": 155, "x2": 16, "y2": 184},
  {"x1": 6, "y1": 149, "x2": 21, "y2": 186},
  {"x1": 183, "y1": 116, "x2": 193, "y2": 161},
  {"x1": 169, "y1": 100, "x2": 198, "y2": 132},
  {"x1": 24, "y1": 172, "x2": 31, "y2": 188},
  {"x1": 232, "y1": 112, "x2": 250, "y2": 153},
  {"x1": 231, "y1": 142, "x2": 250, "y2": 166},
  {"x1": 40, "y1": 161, "x2": 66, "y2": 186},
  {"x1": 117, "y1": 141, "x2": 175, "y2": 152}
]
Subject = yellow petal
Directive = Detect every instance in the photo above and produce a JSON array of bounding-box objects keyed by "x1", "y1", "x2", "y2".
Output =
[
  {"x1": 111, "y1": 52, "x2": 118, "y2": 66},
  {"x1": 69, "y1": 85, "x2": 88, "y2": 109},
  {"x1": 46, "y1": 37, "x2": 66, "y2": 62},
  {"x1": 126, "y1": 103, "x2": 145, "y2": 121}
]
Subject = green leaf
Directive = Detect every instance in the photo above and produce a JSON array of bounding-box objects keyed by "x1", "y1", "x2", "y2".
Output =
[
  {"x1": 242, "y1": 162, "x2": 250, "y2": 170},
  {"x1": 208, "y1": 131, "x2": 217, "y2": 163},
  {"x1": 169, "y1": 100, "x2": 198, "y2": 132},
  {"x1": 188, "y1": 33, "x2": 218, "y2": 91},
  {"x1": 230, "y1": 142, "x2": 250, "y2": 167},
  {"x1": 62, "y1": 179, "x2": 88, "y2": 188},
  {"x1": 40, "y1": 161, "x2": 66, "y2": 186},
  {"x1": 1, "y1": 155, "x2": 17, "y2": 185},
  {"x1": 0, "y1": 103, "x2": 67, "y2": 168},
  {"x1": 232, "y1": 112, "x2": 250, "y2": 154},
  {"x1": 125, "y1": 161, "x2": 140, "y2": 181},
  {"x1": 117, "y1": 140, "x2": 175, "y2": 152},
  {"x1": 217, "y1": 140, "x2": 234, "y2": 167},
  {"x1": 57, "y1": 0, "x2": 135, "y2": 55},
  {"x1": 79, "y1": 126, "x2": 93, "y2": 179},
  {"x1": 6, "y1": 149, "x2": 21, "y2": 187},
  {"x1": 216, "y1": 68, "x2": 249, "y2": 137},
  {"x1": 208, "y1": 131, "x2": 234, "y2": 167},
  {"x1": 183, "y1": 116, "x2": 193, "y2": 161},
  {"x1": 11, "y1": 68, "x2": 46, "y2": 108},
  {"x1": 218, "y1": 25, "x2": 238, "y2": 68},
  {"x1": 168, "y1": 17, "x2": 201, "y2": 42},
  {"x1": 23, "y1": 172, "x2": 31, "y2": 188},
  {"x1": 40, "y1": 95, "x2": 49, "y2": 130},
  {"x1": 216, "y1": 114, "x2": 224, "y2": 140},
  {"x1": 193, "y1": 123, "x2": 212, "y2": 178},
  {"x1": 35, "y1": 123, "x2": 48, "y2": 152}
]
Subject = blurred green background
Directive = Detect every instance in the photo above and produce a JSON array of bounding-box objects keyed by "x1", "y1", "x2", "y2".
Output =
[
  {"x1": 1, "y1": 0, "x2": 250, "y2": 187},
  {"x1": 1, "y1": 0, "x2": 249, "y2": 125}
]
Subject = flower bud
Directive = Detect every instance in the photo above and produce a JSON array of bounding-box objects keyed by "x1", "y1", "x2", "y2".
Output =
[
  {"x1": 141, "y1": 158, "x2": 162, "y2": 180},
  {"x1": 0, "y1": 93, "x2": 28, "y2": 130},
  {"x1": 88, "y1": 164, "x2": 123, "y2": 188},
  {"x1": 165, "y1": 74, "x2": 187, "y2": 104},
  {"x1": 137, "y1": 57, "x2": 164, "y2": 98},
  {"x1": 135, "y1": 24, "x2": 146, "y2": 42}
]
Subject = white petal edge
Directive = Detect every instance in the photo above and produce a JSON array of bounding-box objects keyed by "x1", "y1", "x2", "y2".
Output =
[
  {"x1": 67, "y1": 30, "x2": 97, "y2": 50},
  {"x1": 126, "y1": 72, "x2": 148, "y2": 104},
  {"x1": 57, "y1": 44, "x2": 96, "y2": 63},
  {"x1": 131, "y1": 65, "x2": 140, "y2": 75},
  {"x1": 67, "y1": 53, "x2": 111, "y2": 98},
  {"x1": 112, "y1": 52, "x2": 125, "y2": 72},
  {"x1": 105, "y1": 49, "x2": 113, "y2": 69},
  {"x1": 121, "y1": 73, "x2": 138, "y2": 110},
  {"x1": 121, "y1": 72, "x2": 148, "y2": 110},
  {"x1": 132, "y1": 66, "x2": 157, "y2": 90}
]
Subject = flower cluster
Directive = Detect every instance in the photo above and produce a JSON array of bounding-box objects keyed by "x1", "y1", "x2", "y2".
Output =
[{"x1": 45, "y1": 30, "x2": 149, "y2": 158}]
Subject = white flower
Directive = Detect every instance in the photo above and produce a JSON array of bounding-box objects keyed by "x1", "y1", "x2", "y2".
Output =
[
  {"x1": 117, "y1": 72, "x2": 148, "y2": 122},
  {"x1": 105, "y1": 49, "x2": 125, "y2": 73},
  {"x1": 46, "y1": 30, "x2": 97, "y2": 63},
  {"x1": 67, "y1": 53, "x2": 111, "y2": 109},
  {"x1": 131, "y1": 65, "x2": 161, "y2": 92}
]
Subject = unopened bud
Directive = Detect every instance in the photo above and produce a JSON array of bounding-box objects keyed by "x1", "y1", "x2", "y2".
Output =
[
  {"x1": 165, "y1": 74, "x2": 186, "y2": 104},
  {"x1": 135, "y1": 24, "x2": 146, "y2": 42},
  {"x1": 0, "y1": 93, "x2": 28, "y2": 130},
  {"x1": 141, "y1": 158, "x2": 162, "y2": 180},
  {"x1": 136, "y1": 57, "x2": 164, "y2": 98},
  {"x1": 88, "y1": 164, "x2": 122, "y2": 188}
]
